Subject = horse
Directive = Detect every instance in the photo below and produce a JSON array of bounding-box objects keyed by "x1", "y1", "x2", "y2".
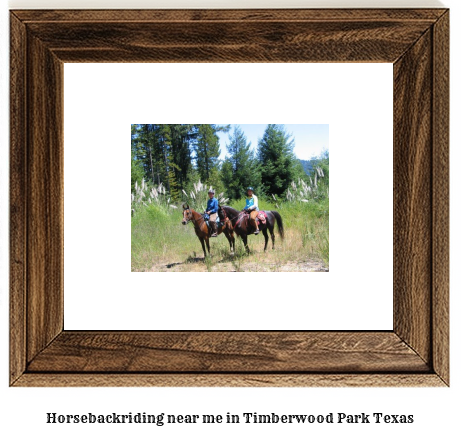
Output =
[
  {"x1": 181, "y1": 204, "x2": 235, "y2": 258},
  {"x1": 218, "y1": 205, "x2": 284, "y2": 253}
]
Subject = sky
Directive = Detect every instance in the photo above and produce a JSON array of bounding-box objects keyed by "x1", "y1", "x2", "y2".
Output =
[{"x1": 216, "y1": 124, "x2": 329, "y2": 161}]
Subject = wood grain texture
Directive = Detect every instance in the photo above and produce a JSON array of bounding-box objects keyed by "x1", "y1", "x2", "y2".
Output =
[
  {"x1": 27, "y1": 332, "x2": 429, "y2": 373},
  {"x1": 432, "y1": 11, "x2": 449, "y2": 385},
  {"x1": 9, "y1": 8, "x2": 449, "y2": 387},
  {"x1": 13, "y1": 373, "x2": 446, "y2": 388},
  {"x1": 393, "y1": 29, "x2": 433, "y2": 365},
  {"x1": 12, "y1": 9, "x2": 447, "y2": 23},
  {"x1": 26, "y1": 34, "x2": 64, "y2": 362},
  {"x1": 9, "y1": 13, "x2": 27, "y2": 386},
  {"x1": 26, "y1": 20, "x2": 432, "y2": 63}
]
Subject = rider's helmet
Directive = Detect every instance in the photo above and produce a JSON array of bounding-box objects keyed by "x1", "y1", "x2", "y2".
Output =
[
  {"x1": 208, "y1": 188, "x2": 215, "y2": 194},
  {"x1": 247, "y1": 187, "x2": 254, "y2": 193}
]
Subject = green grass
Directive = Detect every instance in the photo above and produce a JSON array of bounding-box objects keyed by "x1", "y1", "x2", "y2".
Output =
[{"x1": 131, "y1": 199, "x2": 329, "y2": 271}]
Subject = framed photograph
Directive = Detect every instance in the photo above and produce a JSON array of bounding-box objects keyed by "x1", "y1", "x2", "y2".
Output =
[
  {"x1": 129, "y1": 123, "x2": 330, "y2": 272},
  {"x1": 10, "y1": 9, "x2": 449, "y2": 386}
]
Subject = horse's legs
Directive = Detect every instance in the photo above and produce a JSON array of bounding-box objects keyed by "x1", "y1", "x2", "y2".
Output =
[
  {"x1": 224, "y1": 229, "x2": 234, "y2": 254},
  {"x1": 199, "y1": 237, "x2": 207, "y2": 258},
  {"x1": 230, "y1": 227, "x2": 235, "y2": 253},
  {"x1": 270, "y1": 228, "x2": 276, "y2": 249},
  {"x1": 242, "y1": 234, "x2": 250, "y2": 254},
  {"x1": 205, "y1": 237, "x2": 211, "y2": 256},
  {"x1": 262, "y1": 228, "x2": 269, "y2": 251}
]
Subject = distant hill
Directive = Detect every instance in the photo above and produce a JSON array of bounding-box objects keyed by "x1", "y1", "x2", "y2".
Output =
[{"x1": 299, "y1": 159, "x2": 317, "y2": 175}]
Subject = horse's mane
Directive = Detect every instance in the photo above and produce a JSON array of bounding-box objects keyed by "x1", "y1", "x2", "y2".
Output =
[{"x1": 221, "y1": 205, "x2": 239, "y2": 219}]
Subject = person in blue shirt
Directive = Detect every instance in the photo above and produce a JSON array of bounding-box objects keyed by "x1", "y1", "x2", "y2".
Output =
[
  {"x1": 243, "y1": 187, "x2": 260, "y2": 235},
  {"x1": 205, "y1": 188, "x2": 219, "y2": 237}
]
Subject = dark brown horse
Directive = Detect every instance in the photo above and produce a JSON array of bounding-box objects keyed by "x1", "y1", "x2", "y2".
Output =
[
  {"x1": 218, "y1": 206, "x2": 284, "y2": 253},
  {"x1": 182, "y1": 204, "x2": 235, "y2": 257}
]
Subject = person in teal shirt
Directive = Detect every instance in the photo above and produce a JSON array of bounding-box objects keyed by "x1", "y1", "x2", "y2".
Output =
[
  {"x1": 205, "y1": 189, "x2": 219, "y2": 237},
  {"x1": 243, "y1": 187, "x2": 259, "y2": 235}
]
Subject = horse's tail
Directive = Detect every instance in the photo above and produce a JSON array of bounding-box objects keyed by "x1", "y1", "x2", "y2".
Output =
[{"x1": 271, "y1": 211, "x2": 284, "y2": 239}]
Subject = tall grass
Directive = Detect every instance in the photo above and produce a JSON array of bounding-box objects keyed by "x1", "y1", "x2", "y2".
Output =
[
  {"x1": 257, "y1": 197, "x2": 329, "y2": 267},
  {"x1": 132, "y1": 178, "x2": 229, "y2": 217},
  {"x1": 131, "y1": 195, "x2": 329, "y2": 271},
  {"x1": 285, "y1": 166, "x2": 328, "y2": 203},
  {"x1": 131, "y1": 203, "x2": 233, "y2": 271},
  {"x1": 131, "y1": 179, "x2": 175, "y2": 215},
  {"x1": 180, "y1": 180, "x2": 229, "y2": 211}
]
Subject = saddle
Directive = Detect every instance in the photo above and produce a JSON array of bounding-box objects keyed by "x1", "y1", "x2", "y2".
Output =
[
  {"x1": 202, "y1": 214, "x2": 221, "y2": 232},
  {"x1": 256, "y1": 211, "x2": 267, "y2": 225}
]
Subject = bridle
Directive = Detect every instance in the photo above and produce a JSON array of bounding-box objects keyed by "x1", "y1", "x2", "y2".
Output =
[
  {"x1": 219, "y1": 206, "x2": 242, "y2": 226},
  {"x1": 183, "y1": 208, "x2": 205, "y2": 226},
  {"x1": 220, "y1": 206, "x2": 228, "y2": 222}
]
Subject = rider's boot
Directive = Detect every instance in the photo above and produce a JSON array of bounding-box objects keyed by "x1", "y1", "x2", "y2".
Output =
[
  {"x1": 253, "y1": 217, "x2": 260, "y2": 235},
  {"x1": 210, "y1": 221, "x2": 218, "y2": 237}
]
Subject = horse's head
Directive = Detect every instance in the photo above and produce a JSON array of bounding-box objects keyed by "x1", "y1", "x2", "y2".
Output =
[
  {"x1": 217, "y1": 205, "x2": 225, "y2": 221},
  {"x1": 182, "y1": 203, "x2": 192, "y2": 225}
]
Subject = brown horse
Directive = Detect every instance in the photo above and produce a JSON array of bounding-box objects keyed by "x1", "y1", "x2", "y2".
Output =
[
  {"x1": 218, "y1": 205, "x2": 284, "y2": 253},
  {"x1": 182, "y1": 204, "x2": 235, "y2": 258}
]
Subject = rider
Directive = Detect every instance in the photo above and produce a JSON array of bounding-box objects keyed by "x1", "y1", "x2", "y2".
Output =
[
  {"x1": 243, "y1": 187, "x2": 260, "y2": 235},
  {"x1": 205, "y1": 188, "x2": 219, "y2": 237}
]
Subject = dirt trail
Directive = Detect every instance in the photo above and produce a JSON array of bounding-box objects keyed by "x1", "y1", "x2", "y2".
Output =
[{"x1": 148, "y1": 258, "x2": 328, "y2": 272}]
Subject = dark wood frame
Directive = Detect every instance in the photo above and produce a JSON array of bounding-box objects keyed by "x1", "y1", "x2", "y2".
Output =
[{"x1": 10, "y1": 9, "x2": 449, "y2": 387}]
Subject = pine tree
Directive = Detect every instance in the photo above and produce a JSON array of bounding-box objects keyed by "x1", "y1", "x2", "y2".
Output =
[
  {"x1": 221, "y1": 126, "x2": 260, "y2": 200},
  {"x1": 194, "y1": 124, "x2": 219, "y2": 182},
  {"x1": 131, "y1": 125, "x2": 144, "y2": 192},
  {"x1": 156, "y1": 124, "x2": 180, "y2": 201},
  {"x1": 133, "y1": 124, "x2": 181, "y2": 201},
  {"x1": 193, "y1": 124, "x2": 230, "y2": 183},
  {"x1": 257, "y1": 124, "x2": 298, "y2": 196},
  {"x1": 132, "y1": 124, "x2": 233, "y2": 201},
  {"x1": 134, "y1": 124, "x2": 159, "y2": 185},
  {"x1": 169, "y1": 124, "x2": 197, "y2": 190}
]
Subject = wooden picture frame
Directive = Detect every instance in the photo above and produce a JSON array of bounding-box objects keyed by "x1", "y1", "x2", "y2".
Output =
[{"x1": 10, "y1": 9, "x2": 449, "y2": 387}]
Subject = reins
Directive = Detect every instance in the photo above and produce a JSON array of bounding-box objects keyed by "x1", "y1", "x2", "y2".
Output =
[
  {"x1": 184, "y1": 209, "x2": 206, "y2": 229},
  {"x1": 235, "y1": 213, "x2": 248, "y2": 227},
  {"x1": 221, "y1": 206, "x2": 246, "y2": 226},
  {"x1": 185, "y1": 206, "x2": 242, "y2": 233}
]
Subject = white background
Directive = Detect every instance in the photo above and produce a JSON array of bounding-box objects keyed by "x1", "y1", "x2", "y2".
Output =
[
  {"x1": 64, "y1": 63, "x2": 392, "y2": 330},
  {"x1": 1, "y1": 1, "x2": 459, "y2": 436}
]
